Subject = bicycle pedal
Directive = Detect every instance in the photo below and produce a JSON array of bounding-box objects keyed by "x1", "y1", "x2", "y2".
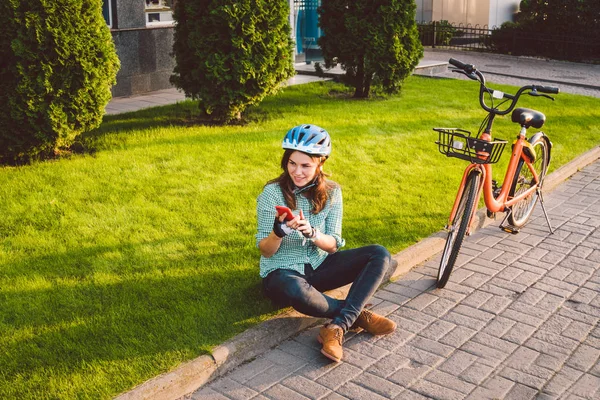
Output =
[
  {"x1": 486, "y1": 210, "x2": 496, "y2": 219},
  {"x1": 500, "y1": 225, "x2": 519, "y2": 234}
]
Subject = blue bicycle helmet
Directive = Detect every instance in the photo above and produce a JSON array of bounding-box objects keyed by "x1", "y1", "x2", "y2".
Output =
[{"x1": 282, "y1": 124, "x2": 332, "y2": 157}]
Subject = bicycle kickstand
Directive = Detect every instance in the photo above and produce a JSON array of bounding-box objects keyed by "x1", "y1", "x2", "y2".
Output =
[{"x1": 538, "y1": 188, "x2": 555, "y2": 234}]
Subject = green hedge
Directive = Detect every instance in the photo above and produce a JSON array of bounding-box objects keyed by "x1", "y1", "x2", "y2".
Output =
[
  {"x1": 170, "y1": 0, "x2": 295, "y2": 123},
  {"x1": 0, "y1": 0, "x2": 119, "y2": 164},
  {"x1": 490, "y1": 0, "x2": 600, "y2": 62}
]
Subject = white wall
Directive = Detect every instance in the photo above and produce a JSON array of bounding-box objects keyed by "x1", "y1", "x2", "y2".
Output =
[
  {"x1": 415, "y1": 0, "x2": 433, "y2": 22},
  {"x1": 488, "y1": 0, "x2": 520, "y2": 28},
  {"x1": 415, "y1": 0, "x2": 519, "y2": 27},
  {"x1": 431, "y1": 0, "x2": 489, "y2": 27}
]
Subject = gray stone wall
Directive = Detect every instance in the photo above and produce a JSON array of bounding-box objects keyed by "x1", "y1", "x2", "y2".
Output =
[
  {"x1": 111, "y1": 27, "x2": 175, "y2": 98},
  {"x1": 114, "y1": 0, "x2": 146, "y2": 29},
  {"x1": 110, "y1": 0, "x2": 176, "y2": 98}
]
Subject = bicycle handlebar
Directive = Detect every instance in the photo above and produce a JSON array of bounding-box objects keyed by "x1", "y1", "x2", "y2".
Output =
[
  {"x1": 534, "y1": 85, "x2": 560, "y2": 94},
  {"x1": 449, "y1": 57, "x2": 470, "y2": 71},
  {"x1": 449, "y1": 58, "x2": 483, "y2": 76},
  {"x1": 448, "y1": 58, "x2": 559, "y2": 115}
]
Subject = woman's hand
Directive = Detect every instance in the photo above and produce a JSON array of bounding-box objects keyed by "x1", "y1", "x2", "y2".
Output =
[
  {"x1": 261, "y1": 209, "x2": 336, "y2": 257},
  {"x1": 273, "y1": 213, "x2": 294, "y2": 238},
  {"x1": 294, "y1": 210, "x2": 314, "y2": 238},
  {"x1": 298, "y1": 210, "x2": 337, "y2": 253},
  {"x1": 260, "y1": 214, "x2": 291, "y2": 257}
]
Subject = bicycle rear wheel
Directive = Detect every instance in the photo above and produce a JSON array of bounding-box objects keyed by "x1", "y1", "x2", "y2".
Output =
[
  {"x1": 508, "y1": 135, "x2": 550, "y2": 227},
  {"x1": 437, "y1": 171, "x2": 481, "y2": 288}
]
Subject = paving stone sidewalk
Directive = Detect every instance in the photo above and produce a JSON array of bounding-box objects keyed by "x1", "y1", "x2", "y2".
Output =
[
  {"x1": 192, "y1": 160, "x2": 600, "y2": 400},
  {"x1": 423, "y1": 49, "x2": 600, "y2": 98}
]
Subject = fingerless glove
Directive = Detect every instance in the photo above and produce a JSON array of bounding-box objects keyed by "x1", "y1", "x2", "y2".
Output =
[{"x1": 273, "y1": 217, "x2": 294, "y2": 238}]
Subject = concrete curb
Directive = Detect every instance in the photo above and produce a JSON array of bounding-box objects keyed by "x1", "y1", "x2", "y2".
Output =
[
  {"x1": 115, "y1": 309, "x2": 326, "y2": 400},
  {"x1": 116, "y1": 146, "x2": 599, "y2": 400},
  {"x1": 294, "y1": 60, "x2": 449, "y2": 79},
  {"x1": 542, "y1": 145, "x2": 600, "y2": 192}
]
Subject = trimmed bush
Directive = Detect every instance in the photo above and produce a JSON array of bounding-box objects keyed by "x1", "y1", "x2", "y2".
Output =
[
  {"x1": 170, "y1": 0, "x2": 295, "y2": 123},
  {"x1": 317, "y1": 0, "x2": 423, "y2": 98},
  {"x1": 490, "y1": 0, "x2": 600, "y2": 62},
  {"x1": 0, "y1": 0, "x2": 120, "y2": 164},
  {"x1": 490, "y1": 21, "x2": 520, "y2": 54}
]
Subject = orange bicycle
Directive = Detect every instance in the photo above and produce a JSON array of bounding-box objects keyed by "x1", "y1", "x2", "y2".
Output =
[{"x1": 435, "y1": 58, "x2": 559, "y2": 289}]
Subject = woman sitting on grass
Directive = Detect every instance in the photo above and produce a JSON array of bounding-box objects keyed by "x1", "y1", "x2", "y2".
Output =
[{"x1": 256, "y1": 124, "x2": 396, "y2": 363}]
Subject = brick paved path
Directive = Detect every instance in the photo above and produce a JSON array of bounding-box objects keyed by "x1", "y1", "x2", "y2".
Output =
[{"x1": 193, "y1": 160, "x2": 600, "y2": 400}]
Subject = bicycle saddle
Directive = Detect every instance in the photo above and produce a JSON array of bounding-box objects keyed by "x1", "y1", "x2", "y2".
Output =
[{"x1": 511, "y1": 108, "x2": 546, "y2": 129}]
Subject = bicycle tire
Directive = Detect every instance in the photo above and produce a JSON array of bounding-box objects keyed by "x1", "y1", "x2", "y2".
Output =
[
  {"x1": 437, "y1": 171, "x2": 481, "y2": 288},
  {"x1": 508, "y1": 135, "x2": 550, "y2": 227}
]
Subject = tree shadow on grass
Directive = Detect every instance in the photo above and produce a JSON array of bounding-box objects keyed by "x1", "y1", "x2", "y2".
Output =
[
  {"x1": 76, "y1": 80, "x2": 359, "y2": 156},
  {"x1": 73, "y1": 100, "x2": 276, "y2": 155},
  {"x1": 0, "y1": 235, "x2": 275, "y2": 398}
]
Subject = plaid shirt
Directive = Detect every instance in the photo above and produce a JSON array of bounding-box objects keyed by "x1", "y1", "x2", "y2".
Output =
[{"x1": 256, "y1": 182, "x2": 345, "y2": 278}]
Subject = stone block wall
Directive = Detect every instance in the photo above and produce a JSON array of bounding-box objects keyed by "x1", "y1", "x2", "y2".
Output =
[
  {"x1": 110, "y1": 0, "x2": 176, "y2": 98},
  {"x1": 111, "y1": 26, "x2": 175, "y2": 98}
]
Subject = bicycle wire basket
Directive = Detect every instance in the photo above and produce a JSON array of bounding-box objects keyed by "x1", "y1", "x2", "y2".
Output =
[{"x1": 434, "y1": 128, "x2": 507, "y2": 164}]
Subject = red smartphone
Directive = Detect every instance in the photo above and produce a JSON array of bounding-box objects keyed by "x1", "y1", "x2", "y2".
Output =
[{"x1": 275, "y1": 205, "x2": 295, "y2": 221}]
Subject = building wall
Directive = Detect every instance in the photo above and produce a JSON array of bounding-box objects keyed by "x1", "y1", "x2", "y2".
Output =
[
  {"x1": 110, "y1": 0, "x2": 176, "y2": 98},
  {"x1": 111, "y1": 27, "x2": 175, "y2": 98},
  {"x1": 416, "y1": 0, "x2": 433, "y2": 22},
  {"x1": 488, "y1": 0, "x2": 520, "y2": 28},
  {"x1": 416, "y1": 0, "x2": 519, "y2": 27}
]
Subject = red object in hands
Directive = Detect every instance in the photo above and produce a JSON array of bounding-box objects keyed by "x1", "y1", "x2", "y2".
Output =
[{"x1": 275, "y1": 206, "x2": 295, "y2": 221}]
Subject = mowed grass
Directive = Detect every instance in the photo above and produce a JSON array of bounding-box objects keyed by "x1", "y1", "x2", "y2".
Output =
[{"x1": 0, "y1": 75, "x2": 598, "y2": 399}]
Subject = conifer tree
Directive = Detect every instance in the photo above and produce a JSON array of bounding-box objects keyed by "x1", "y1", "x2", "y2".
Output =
[
  {"x1": 318, "y1": 0, "x2": 423, "y2": 98},
  {"x1": 0, "y1": 0, "x2": 119, "y2": 164},
  {"x1": 171, "y1": 0, "x2": 295, "y2": 122}
]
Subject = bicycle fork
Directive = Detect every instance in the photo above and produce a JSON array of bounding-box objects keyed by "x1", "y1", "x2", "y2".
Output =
[{"x1": 446, "y1": 166, "x2": 484, "y2": 236}]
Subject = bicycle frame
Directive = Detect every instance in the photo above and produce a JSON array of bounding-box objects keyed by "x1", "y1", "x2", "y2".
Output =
[{"x1": 447, "y1": 130, "x2": 539, "y2": 234}]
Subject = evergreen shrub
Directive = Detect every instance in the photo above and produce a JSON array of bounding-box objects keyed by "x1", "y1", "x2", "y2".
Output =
[
  {"x1": 490, "y1": 0, "x2": 600, "y2": 62},
  {"x1": 0, "y1": 0, "x2": 120, "y2": 164},
  {"x1": 317, "y1": 0, "x2": 423, "y2": 98},
  {"x1": 170, "y1": 0, "x2": 295, "y2": 123}
]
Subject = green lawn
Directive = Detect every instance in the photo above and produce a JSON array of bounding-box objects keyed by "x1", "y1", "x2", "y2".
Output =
[{"x1": 1, "y1": 76, "x2": 598, "y2": 399}]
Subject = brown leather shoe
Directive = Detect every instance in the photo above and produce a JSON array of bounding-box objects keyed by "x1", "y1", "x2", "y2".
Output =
[
  {"x1": 317, "y1": 325, "x2": 344, "y2": 362},
  {"x1": 351, "y1": 309, "x2": 396, "y2": 336}
]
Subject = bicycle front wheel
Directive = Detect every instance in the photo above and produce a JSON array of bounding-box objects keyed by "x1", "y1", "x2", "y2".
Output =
[
  {"x1": 508, "y1": 135, "x2": 550, "y2": 227},
  {"x1": 437, "y1": 171, "x2": 481, "y2": 289}
]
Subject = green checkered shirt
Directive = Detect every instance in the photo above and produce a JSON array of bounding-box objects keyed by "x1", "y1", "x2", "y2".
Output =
[{"x1": 256, "y1": 182, "x2": 345, "y2": 278}]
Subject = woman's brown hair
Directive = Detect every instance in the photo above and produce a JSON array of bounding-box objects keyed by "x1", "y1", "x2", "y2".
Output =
[{"x1": 267, "y1": 149, "x2": 337, "y2": 214}]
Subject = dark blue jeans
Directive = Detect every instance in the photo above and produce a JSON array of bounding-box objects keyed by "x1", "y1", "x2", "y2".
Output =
[{"x1": 262, "y1": 245, "x2": 391, "y2": 331}]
